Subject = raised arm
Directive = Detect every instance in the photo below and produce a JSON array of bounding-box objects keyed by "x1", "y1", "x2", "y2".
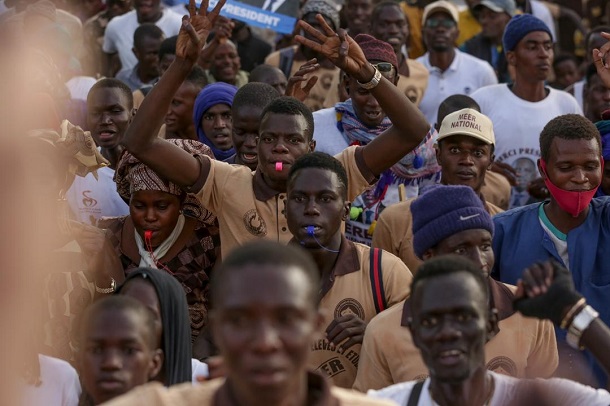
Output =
[
  {"x1": 514, "y1": 260, "x2": 610, "y2": 376},
  {"x1": 121, "y1": 0, "x2": 225, "y2": 188},
  {"x1": 295, "y1": 16, "x2": 430, "y2": 176}
]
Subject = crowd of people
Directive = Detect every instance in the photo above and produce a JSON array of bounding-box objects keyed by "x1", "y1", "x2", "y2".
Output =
[{"x1": 4, "y1": 0, "x2": 610, "y2": 403}]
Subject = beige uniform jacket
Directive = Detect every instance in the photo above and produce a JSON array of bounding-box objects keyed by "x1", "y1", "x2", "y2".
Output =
[
  {"x1": 104, "y1": 372, "x2": 397, "y2": 405},
  {"x1": 353, "y1": 280, "x2": 558, "y2": 391},
  {"x1": 191, "y1": 146, "x2": 374, "y2": 258},
  {"x1": 311, "y1": 236, "x2": 412, "y2": 389}
]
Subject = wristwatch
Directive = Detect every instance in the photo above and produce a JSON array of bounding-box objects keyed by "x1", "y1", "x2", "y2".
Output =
[
  {"x1": 95, "y1": 278, "x2": 117, "y2": 294},
  {"x1": 357, "y1": 65, "x2": 382, "y2": 90},
  {"x1": 566, "y1": 305, "x2": 598, "y2": 349}
]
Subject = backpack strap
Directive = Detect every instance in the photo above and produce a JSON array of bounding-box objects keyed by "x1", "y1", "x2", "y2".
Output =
[
  {"x1": 406, "y1": 380, "x2": 425, "y2": 406},
  {"x1": 278, "y1": 46, "x2": 295, "y2": 78},
  {"x1": 369, "y1": 248, "x2": 388, "y2": 314}
]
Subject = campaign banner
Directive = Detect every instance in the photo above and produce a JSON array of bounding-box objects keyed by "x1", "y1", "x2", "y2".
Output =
[{"x1": 188, "y1": 0, "x2": 298, "y2": 34}]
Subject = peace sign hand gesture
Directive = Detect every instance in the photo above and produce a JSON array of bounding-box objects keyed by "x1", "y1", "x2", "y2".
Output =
[
  {"x1": 176, "y1": 0, "x2": 227, "y2": 63},
  {"x1": 294, "y1": 14, "x2": 372, "y2": 83}
]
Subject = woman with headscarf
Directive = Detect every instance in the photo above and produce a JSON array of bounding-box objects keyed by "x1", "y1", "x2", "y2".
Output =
[
  {"x1": 595, "y1": 120, "x2": 610, "y2": 197},
  {"x1": 116, "y1": 268, "x2": 208, "y2": 385},
  {"x1": 98, "y1": 138, "x2": 220, "y2": 348},
  {"x1": 192, "y1": 82, "x2": 237, "y2": 163}
]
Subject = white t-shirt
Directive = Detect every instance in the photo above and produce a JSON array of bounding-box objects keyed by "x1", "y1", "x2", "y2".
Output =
[
  {"x1": 67, "y1": 166, "x2": 129, "y2": 225},
  {"x1": 191, "y1": 359, "x2": 209, "y2": 384},
  {"x1": 103, "y1": 9, "x2": 183, "y2": 71},
  {"x1": 416, "y1": 49, "x2": 498, "y2": 126},
  {"x1": 531, "y1": 0, "x2": 557, "y2": 41},
  {"x1": 368, "y1": 371, "x2": 610, "y2": 406},
  {"x1": 471, "y1": 84, "x2": 582, "y2": 207},
  {"x1": 20, "y1": 354, "x2": 81, "y2": 406},
  {"x1": 65, "y1": 76, "x2": 98, "y2": 101}
]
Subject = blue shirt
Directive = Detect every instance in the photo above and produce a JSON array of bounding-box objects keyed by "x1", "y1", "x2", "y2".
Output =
[{"x1": 492, "y1": 197, "x2": 610, "y2": 385}]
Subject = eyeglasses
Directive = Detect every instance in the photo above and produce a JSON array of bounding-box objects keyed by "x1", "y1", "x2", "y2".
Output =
[
  {"x1": 372, "y1": 62, "x2": 395, "y2": 75},
  {"x1": 425, "y1": 18, "x2": 456, "y2": 29}
]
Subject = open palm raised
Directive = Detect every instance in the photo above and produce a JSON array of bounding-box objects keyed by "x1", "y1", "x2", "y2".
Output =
[
  {"x1": 294, "y1": 14, "x2": 371, "y2": 82},
  {"x1": 176, "y1": 0, "x2": 227, "y2": 62}
]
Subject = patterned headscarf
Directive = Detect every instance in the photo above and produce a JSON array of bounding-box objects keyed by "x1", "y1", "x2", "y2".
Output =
[{"x1": 115, "y1": 139, "x2": 216, "y2": 224}]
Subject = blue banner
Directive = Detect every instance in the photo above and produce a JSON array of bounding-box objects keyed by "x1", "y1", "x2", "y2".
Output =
[{"x1": 190, "y1": 0, "x2": 298, "y2": 34}]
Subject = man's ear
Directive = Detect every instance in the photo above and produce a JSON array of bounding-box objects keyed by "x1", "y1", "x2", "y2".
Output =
[
  {"x1": 422, "y1": 249, "x2": 434, "y2": 261},
  {"x1": 132, "y1": 47, "x2": 139, "y2": 59},
  {"x1": 129, "y1": 108, "x2": 137, "y2": 123},
  {"x1": 342, "y1": 201, "x2": 351, "y2": 221},
  {"x1": 486, "y1": 308, "x2": 500, "y2": 342},
  {"x1": 309, "y1": 138, "x2": 316, "y2": 152},
  {"x1": 489, "y1": 152, "x2": 495, "y2": 170},
  {"x1": 434, "y1": 143, "x2": 442, "y2": 165},
  {"x1": 537, "y1": 158, "x2": 546, "y2": 179},
  {"x1": 343, "y1": 75, "x2": 352, "y2": 96},
  {"x1": 149, "y1": 348, "x2": 164, "y2": 380},
  {"x1": 506, "y1": 50, "x2": 516, "y2": 66},
  {"x1": 407, "y1": 317, "x2": 423, "y2": 349}
]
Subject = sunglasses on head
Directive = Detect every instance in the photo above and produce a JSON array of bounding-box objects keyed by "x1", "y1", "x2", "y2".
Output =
[
  {"x1": 372, "y1": 62, "x2": 395, "y2": 74},
  {"x1": 425, "y1": 18, "x2": 456, "y2": 28}
]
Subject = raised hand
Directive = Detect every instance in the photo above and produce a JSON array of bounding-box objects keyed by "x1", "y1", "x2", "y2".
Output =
[
  {"x1": 592, "y1": 31, "x2": 610, "y2": 88},
  {"x1": 176, "y1": 0, "x2": 227, "y2": 63},
  {"x1": 294, "y1": 14, "x2": 370, "y2": 82},
  {"x1": 285, "y1": 58, "x2": 319, "y2": 102}
]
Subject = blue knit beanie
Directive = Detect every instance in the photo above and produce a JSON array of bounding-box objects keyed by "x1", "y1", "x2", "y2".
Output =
[
  {"x1": 411, "y1": 185, "x2": 494, "y2": 259},
  {"x1": 502, "y1": 14, "x2": 553, "y2": 53}
]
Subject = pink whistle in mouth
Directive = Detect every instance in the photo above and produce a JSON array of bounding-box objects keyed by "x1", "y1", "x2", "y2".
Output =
[
  {"x1": 275, "y1": 162, "x2": 283, "y2": 171},
  {"x1": 145, "y1": 230, "x2": 153, "y2": 241}
]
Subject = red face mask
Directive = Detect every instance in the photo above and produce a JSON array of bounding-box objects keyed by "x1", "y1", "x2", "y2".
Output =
[{"x1": 539, "y1": 159, "x2": 603, "y2": 218}]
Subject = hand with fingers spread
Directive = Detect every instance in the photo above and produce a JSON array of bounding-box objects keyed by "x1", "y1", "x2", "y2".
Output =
[
  {"x1": 513, "y1": 260, "x2": 583, "y2": 325},
  {"x1": 593, "y1": 32, "x2": 610, "y2": 88},
  {"x1": 176, "y1": 0, "x2": 227, "y2": 63},
  {"x1": 325, "y1": 314, "x2": 366, "y2": 351},
  {"x1": 294, "y1": 14, "x2": 371, "y2": 82},
  {"x1": 285, "y1": 58, "x2": 320, "y2": 102}
]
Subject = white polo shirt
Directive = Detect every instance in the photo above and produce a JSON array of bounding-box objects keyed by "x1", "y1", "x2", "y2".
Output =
[
  {"x1": 103, "y1": 8, "x2": 183, "y2": 71},
  {"x1": 417, "y1": 49, "x2": 498, "y2": 125}
]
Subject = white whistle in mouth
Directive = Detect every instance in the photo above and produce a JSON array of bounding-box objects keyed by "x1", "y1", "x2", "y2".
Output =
[{"x1": 275, "y1": 162, "x2": 283, "y2": 171}]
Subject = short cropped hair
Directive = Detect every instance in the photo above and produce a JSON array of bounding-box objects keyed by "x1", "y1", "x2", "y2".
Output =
[
  {"x1": 159, "y1": 35, "x2": 177, "y2": 60},
  {"x1": 437, "y1": 94, "x2": 481, "y2": 126},
  {"x1": 261, "y1": 96, "x2": 314, "y2": 140},
  {"x1": 133, "y1": 23, "x2": 164, "y2": 49},
  {"x1": 411, "y1": 255, "x2": 489, "y2": 309},
  {"x1": 371, "y1": 1, "x2": 403, "y2": 25},
  {"x1": 233, "y1": 82, "x2": 280, "y2": 112},
  {"x1": 540, "y1": 114, "x2": 602, "y2": 161},
  {"x1": 210, "y1": 241, "x2": 320, "y2": 308},
  {"x1": 249, "y1": 64, "x2": 286, "y2": 83},
  {"x1": 79, "y1": 295, "x2": 158, "y2": 349},
  {"x1": 88, "y1": 78, "x2": 134, "y2": 110},
  {"x1": 288, "y1": 152, "x2": 348, "y2": 199},
  {"x1": 184, "y1": 65, "x2": 208, "y2": 90}
]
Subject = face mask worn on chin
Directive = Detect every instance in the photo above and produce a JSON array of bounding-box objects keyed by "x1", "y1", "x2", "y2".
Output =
[{"x1": 539, "y1": 159, "x2": 603, "y2": 218}]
